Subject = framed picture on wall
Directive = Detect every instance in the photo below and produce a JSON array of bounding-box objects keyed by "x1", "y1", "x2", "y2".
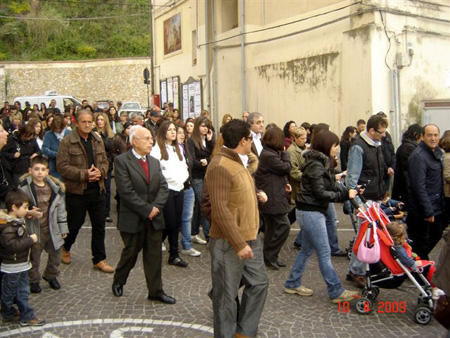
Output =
[{"x1": 164, "y1": 13, "x2": 182, "y2": 56}]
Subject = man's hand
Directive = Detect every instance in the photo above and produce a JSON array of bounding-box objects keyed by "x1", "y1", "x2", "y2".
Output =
[
  {"x1": 425, "y1": 216, "x2": 435, "y2": 222},
  {"x1": 61, "y1": 233, "x2": 68, "y2": 239},
  {"x1": 27, "y1": 206, "x2": 43, "y2": 219},
  {"x1": 285, "y1": 184, "x2": 292, "y2": 193},
  {"x1": 348, "y1": 189, "x2": 358, "y2": 199},
  {"x1": 257, "y1": 191, "x2": 268, "y2": 204},
  {"x1": 88, "y1": 165, "x2": 102, "y2": 182},
  {"x1": 14, "y1": 152, "x2": 20, "y2": 158},
  {"x1": 30, "y1": 234, "x2": 38, "y2": 243},
  {"x1": 148, "y1": 207, "x2": 159, "y2": 220},
  {"x1": 237, "y1": 245, "x2": 253, "y2": 260}
]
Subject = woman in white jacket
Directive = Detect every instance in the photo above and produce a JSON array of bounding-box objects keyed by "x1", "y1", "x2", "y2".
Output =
[{"x1": 151, "y1": 120, "x2": 190, "y2": 267}]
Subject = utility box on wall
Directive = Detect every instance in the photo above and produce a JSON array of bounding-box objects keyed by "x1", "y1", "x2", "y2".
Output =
[{"x1": 422, "y1": 100, "x2": 450, "y2": 134}]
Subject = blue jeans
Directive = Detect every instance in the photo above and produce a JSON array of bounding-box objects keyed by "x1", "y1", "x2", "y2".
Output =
[
  {"x1": 348, "y1": 217, "x2": 366, "y2": 275},
  {"x1": 285, "y1": 210, "x2": 345, "y2": 299},
  {"x1": 192, "y1": 178, "x2": 210, "y2": 240},
  {"x1": 180, "y1": 187, "x2": 195, "y2": 250},
  {"x1": 325, "y1": 203, "x2": 341, "y2": 254},
  {"x1": 1, "y1": 271, "x2": 35, "y2": 321}
]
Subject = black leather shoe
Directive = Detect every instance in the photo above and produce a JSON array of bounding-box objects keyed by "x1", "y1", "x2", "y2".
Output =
[
  {"x1": 265, "y1": 262, "x2": 280, "y2": 270},
  {"x1": 112, "y1": 282, "x2": 123, "y2": 297},
  {"x1": 43, "y1": 277, "x2": 61, "y2": 290},
  {"x1": 30, "y1": 283, "x2": 42, "y2": 294},
  {"x1": 277, "y1": 261, "x2": 286, "y2": 267},
  {"x1": 148, "y1": 293, "x2": 176, "y2": 304},
  {"x1": 168, "y1": 256, "x2": 189, "y2": 268},
  {"x1": 105, "y1": 217, "x2": 113, "y2": 223},
  {"x1": 331, "y1": 251, "x2": 347, "y2": 257}
]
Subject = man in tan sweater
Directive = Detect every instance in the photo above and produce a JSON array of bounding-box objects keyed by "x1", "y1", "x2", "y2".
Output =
[{"x1": 205, "y1": 119, "x2": 268, "y2": 338}]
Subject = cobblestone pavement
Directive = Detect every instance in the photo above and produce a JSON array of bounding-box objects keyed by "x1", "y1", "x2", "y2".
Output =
[{"x1": 0, "y1": 194, "x2": 447, "y2": 337}]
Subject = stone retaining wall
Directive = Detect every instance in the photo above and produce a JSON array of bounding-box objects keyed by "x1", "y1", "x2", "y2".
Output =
[{"x1": 0, "y1": 57, "x2": 152, "y2": 107}]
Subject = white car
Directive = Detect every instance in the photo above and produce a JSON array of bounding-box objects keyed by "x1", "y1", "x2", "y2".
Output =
[{"x1": 118, "y1": 102, "x2": 147, "y2": 117}]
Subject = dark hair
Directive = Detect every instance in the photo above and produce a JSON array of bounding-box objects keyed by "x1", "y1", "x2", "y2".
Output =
[
  {"x1": 17, "y1": 124, "x2": 35, "y2": 139},
  {"x1": 300, "y1": 122, "x2": 311, "y2": 131},
  {"x1": 311, "y1": 130, "x2": 339, "y2": 157},
  {"x1": 402, "y1": 123, "x2": 422, "y2": 142},
  {"x1": 107, "y1": 107, "x2": 120, "y2": 123},
  {"x1": 341, "y1": 126, "x2": 356, "y2": 142},
  {"x1": 51, "y1": 115, "x2": 66, "y2": 133},
  {"x1": 30, "y1": 155, "x2": 49, "y2": 168},
  {"x1": 5, "y1": 189, "x2": 30, "y2": 213},
  {"x1": 367, "y1": 115, "x2": 388, "y2": 132},
  {"x1": 423, "y1": 124, "x2": 440, "y2": 135},
  {"x1": 156, "y1": 120, "x2": 182, "y2": 161},
  {"x1": 283, "y1": 121, "x2": 296, "y2": 138},
  {"x1": 185, "y1": 117, "x2": 195, "y2": 125},
  {"x1": 222, "y1": 119, "x2": 250, "y2": 149},
  {"x1": 356, "y1": 119, "x2": 366, "y2": 126},
  {"x1": 310, "y1": 123, "x2": 329, "y2": 145},
  {"x1": 192, "y1": 116, "x2": 212, "y2": 150},
  {"x1": 439, "y1": 132, "x2": 450, "y2": 152},
  {"x1": 262, "y1": 126, "x2": 284, "y2": 151},
  {"x1": 265, "y1": 123, "x2": 278, "y2": 131}
]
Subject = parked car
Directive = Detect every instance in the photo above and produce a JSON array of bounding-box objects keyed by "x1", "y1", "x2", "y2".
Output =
[
  {"x1": 15, "y1": 91, "x2": 82, "y2": 112},
  {"x1": 118, "y1": 101, "x2": 147, "y2": 117}
]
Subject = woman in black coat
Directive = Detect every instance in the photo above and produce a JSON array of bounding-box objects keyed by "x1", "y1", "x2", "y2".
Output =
[
  {"x1": 255, "y1": 127, "x2": 292, "y2": 270},
  {"x1": 392, "y1": 124, "x2": 422, "y2": 210},
  {"x1": 1, "y1": 124, "x2": 41, "y2": 187},
  {"x1": 339, "y1": 126, "x2": 356, "y2": 171}
]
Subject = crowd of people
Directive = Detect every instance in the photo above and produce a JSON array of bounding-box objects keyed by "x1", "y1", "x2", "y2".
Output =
[{"x1": 0, "y1": 99, "x2": 448, "y2": 337}]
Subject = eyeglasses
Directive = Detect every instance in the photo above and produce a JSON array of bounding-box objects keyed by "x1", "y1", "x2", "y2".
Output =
[{"x1": 374, "y1": 129, "x2": 386, "y2": 135}]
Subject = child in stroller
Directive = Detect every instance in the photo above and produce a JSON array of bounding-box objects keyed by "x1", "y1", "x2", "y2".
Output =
[{"x1": 381, "y1": 193, "x2": 404, "y2": 221}]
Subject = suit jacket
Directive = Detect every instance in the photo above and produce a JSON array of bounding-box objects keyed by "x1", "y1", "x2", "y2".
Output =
[{"x1": 114, "y1": 150, "x2": 169, "y2": 234}]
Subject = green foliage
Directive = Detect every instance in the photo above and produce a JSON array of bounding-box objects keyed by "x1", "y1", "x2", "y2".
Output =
[{"x1": 0, "y1": 0, "x2": 150, "y2": 61}]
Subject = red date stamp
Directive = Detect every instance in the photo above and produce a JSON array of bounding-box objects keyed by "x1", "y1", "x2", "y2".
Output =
[{"x1": 338, "y1": 301, "x2": 407, "y2": 313}]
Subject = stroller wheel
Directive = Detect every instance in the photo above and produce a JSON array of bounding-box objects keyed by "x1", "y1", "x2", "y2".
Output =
[
  {"x1": 372, "y1": 286, "x2": 380, "y2": 300},
  {"x1": 355, "y1": 297, "x2": 372, "y2": 315},
  {"x1": 413, "y1": 306, "x2": 432, "y2": 325}
]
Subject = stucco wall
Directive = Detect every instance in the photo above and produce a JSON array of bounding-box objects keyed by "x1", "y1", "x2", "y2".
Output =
[{"x1": 0, "y1": 58, "x2": 152, "y2": 106}]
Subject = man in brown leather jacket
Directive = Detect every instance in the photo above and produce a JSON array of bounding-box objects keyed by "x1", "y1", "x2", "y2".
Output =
[{"x1": 56, "y1": 110, "x2": 114, "y2": 273}]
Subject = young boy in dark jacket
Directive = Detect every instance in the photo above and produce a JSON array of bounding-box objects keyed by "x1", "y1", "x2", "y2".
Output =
[
  {"x1": 19, "y1": 156, "x2": 68, "y2": 293},
  {"x1": 0, "y1": 189, "x2": 45, "y2": 326}
]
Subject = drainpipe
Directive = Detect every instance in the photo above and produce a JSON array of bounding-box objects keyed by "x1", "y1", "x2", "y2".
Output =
[
  {"x1": 205, "y1": 0, "x2": 211, "y2": 113},
  {"x1": 240, "y1": 0, "x2": 246, "y2": 113},
  {"x1": 211, "y1": 0, "x2": 219, "y2": 132},
  {"x1": 390, "y1": 69, "x2": 398, "y2": 148},
  {"x1": 396, "y1": 67, "x2": 402, "y2": 147}
]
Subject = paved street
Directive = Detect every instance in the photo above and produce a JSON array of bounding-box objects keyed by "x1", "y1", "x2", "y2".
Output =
[{"x1": 0, "y1": 193, "x2": 447, "y2": 337}]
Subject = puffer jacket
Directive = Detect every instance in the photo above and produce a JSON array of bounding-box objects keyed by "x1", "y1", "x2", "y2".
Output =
[
  {"x1": 56, "y1": 128, "x2": 108, "y2": 195},
  {"x1": 296, "y1": 150, "x2": 348, "y2": 214},
  {"x1": 0, "y1": 212, "x2": 34, "y2": 266},
  {"x1": 18, "y1": 174, "x2": 68, "y2": 250}
]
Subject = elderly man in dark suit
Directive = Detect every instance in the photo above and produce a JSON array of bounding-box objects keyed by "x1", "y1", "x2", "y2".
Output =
[{"x1": 112, "y1": 126, "x2": 174, "y2": 304}]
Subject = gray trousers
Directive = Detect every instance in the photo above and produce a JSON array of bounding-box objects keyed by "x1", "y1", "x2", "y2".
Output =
[
  {"x1": 210, "y1": 237, "x2": 268, "y2": 338},
  {"x1": 30, "y1": 228, "x2": 61, "y2": 284}
]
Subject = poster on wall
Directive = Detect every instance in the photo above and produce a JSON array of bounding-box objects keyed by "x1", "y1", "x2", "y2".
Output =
[
  {"x1": 160, "y1": 76, "x2": 180, "y2": 110},
  {"x1": 164, "y1": 13, "x2": 182, "y2": 56},
  {"x1": 181, "y1": 77, "x2": 202, "y2": 120}
]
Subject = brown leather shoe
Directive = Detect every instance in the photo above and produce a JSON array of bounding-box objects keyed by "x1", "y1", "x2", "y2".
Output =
[
  {"x1": 346, "y1": 271, "x2": 365, "y2": 288},
  {"x1": 93, "y1": 260, "x2": 115, "y2": 273},
  {"x1": 61, "y1": 249, "x2": 71, "y2": 265},
  {"x1": 236, "y1": 333, "x2": 249, "y2": 338}
]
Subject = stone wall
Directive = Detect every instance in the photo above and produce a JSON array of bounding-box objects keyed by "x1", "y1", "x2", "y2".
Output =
[{"x1": 0, "y1": 57, "x2": 152, "y2": 107}]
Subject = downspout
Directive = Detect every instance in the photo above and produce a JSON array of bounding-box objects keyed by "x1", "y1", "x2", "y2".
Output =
[
  {"x1": 396, "y1": 68, "x2": 402, "y2": 146},
  {"x1": 211, "y1": 0, "x2": 219, "y2": 132},
  {"x1": 205, "y1": 0, "x2": 211, "y2": 113},
  {"x1": 240, "y1": 0, "x2": 246, "y2": 113},
  {"x1": 149, "y1": 1, "x2": 155, "y2": 97},
  {"x1": 390, "y1": 69, "x2": 398, "y2": 147}
]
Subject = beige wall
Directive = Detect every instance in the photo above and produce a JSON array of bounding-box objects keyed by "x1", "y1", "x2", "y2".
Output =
[
  {"x1": 152, "y1": 0, "x2": 450, "y2": 142},
  {"x1": 0, "y1": 58, "x2": 152, "y2": 106}
]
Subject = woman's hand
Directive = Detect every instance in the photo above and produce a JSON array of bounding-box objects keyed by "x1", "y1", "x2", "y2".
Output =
[
  {"x1": 200, "y1": 159, "x2": 208, "y2": 166},
  {"x1": 14, "y1": 152, "x2": 20, "y2": 158},
  {"x1": 206, "y1": 130, "x2": 213, "y2": 141},
  {"x1": 348, "y1": 189, "x2": 358, "y2": 199}
]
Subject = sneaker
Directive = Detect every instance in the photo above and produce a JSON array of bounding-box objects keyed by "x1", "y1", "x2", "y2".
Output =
[
  {"x1": 168, "y1": 256, "x2": 189, "y2": 267},
  {"x1": 30, "y1": 283, "x2": 42, "y2": 294},
  {"x1": 93, "y1": 260, "x2": 115, "y2": 273},
  {"x1": 162, "y1": 243, "x2": 166, "y2": 252},
  {"x1": 181, "y1": 248, "x2": 201, "y2": 257},
  {"x1": 331, "y1": 290, "x2": 359, "y2": 304},
  {"x1": 61, "y1": 248, "x2": 71, "y2": 265},
  {"x1": 20, "y1": 317, "x2": 46, "y2": 327},
  {"x1": 192, "y1": 235, "x2": 207, "y2": 245},
  {"x1": 284, "y1": 285, "x2": 313, "y2": 296}
]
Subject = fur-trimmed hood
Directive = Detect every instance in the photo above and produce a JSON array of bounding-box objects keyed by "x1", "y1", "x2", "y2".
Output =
[
  {"x1": 19, "y1": 173, "x2": 65, "y2": 193},
  {"x1": 0, "y1": 211, "x2": 24, "y2": 232},
  {"x1": 302, "y1": 149, "x2": 331, "y2": 170}
]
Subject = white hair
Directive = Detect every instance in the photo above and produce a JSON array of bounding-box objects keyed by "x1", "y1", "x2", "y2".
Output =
[{"x1": 129, "y1": 125, "x2": 147, "y2": 144}]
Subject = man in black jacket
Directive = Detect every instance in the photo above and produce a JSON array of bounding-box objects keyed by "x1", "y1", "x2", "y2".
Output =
[
  {"x1": 406, "y1": 124, "x2": 444, "y2": 260},
  {"x1": 376, "y1": 112, "x2": 396, "y2": 188}
]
